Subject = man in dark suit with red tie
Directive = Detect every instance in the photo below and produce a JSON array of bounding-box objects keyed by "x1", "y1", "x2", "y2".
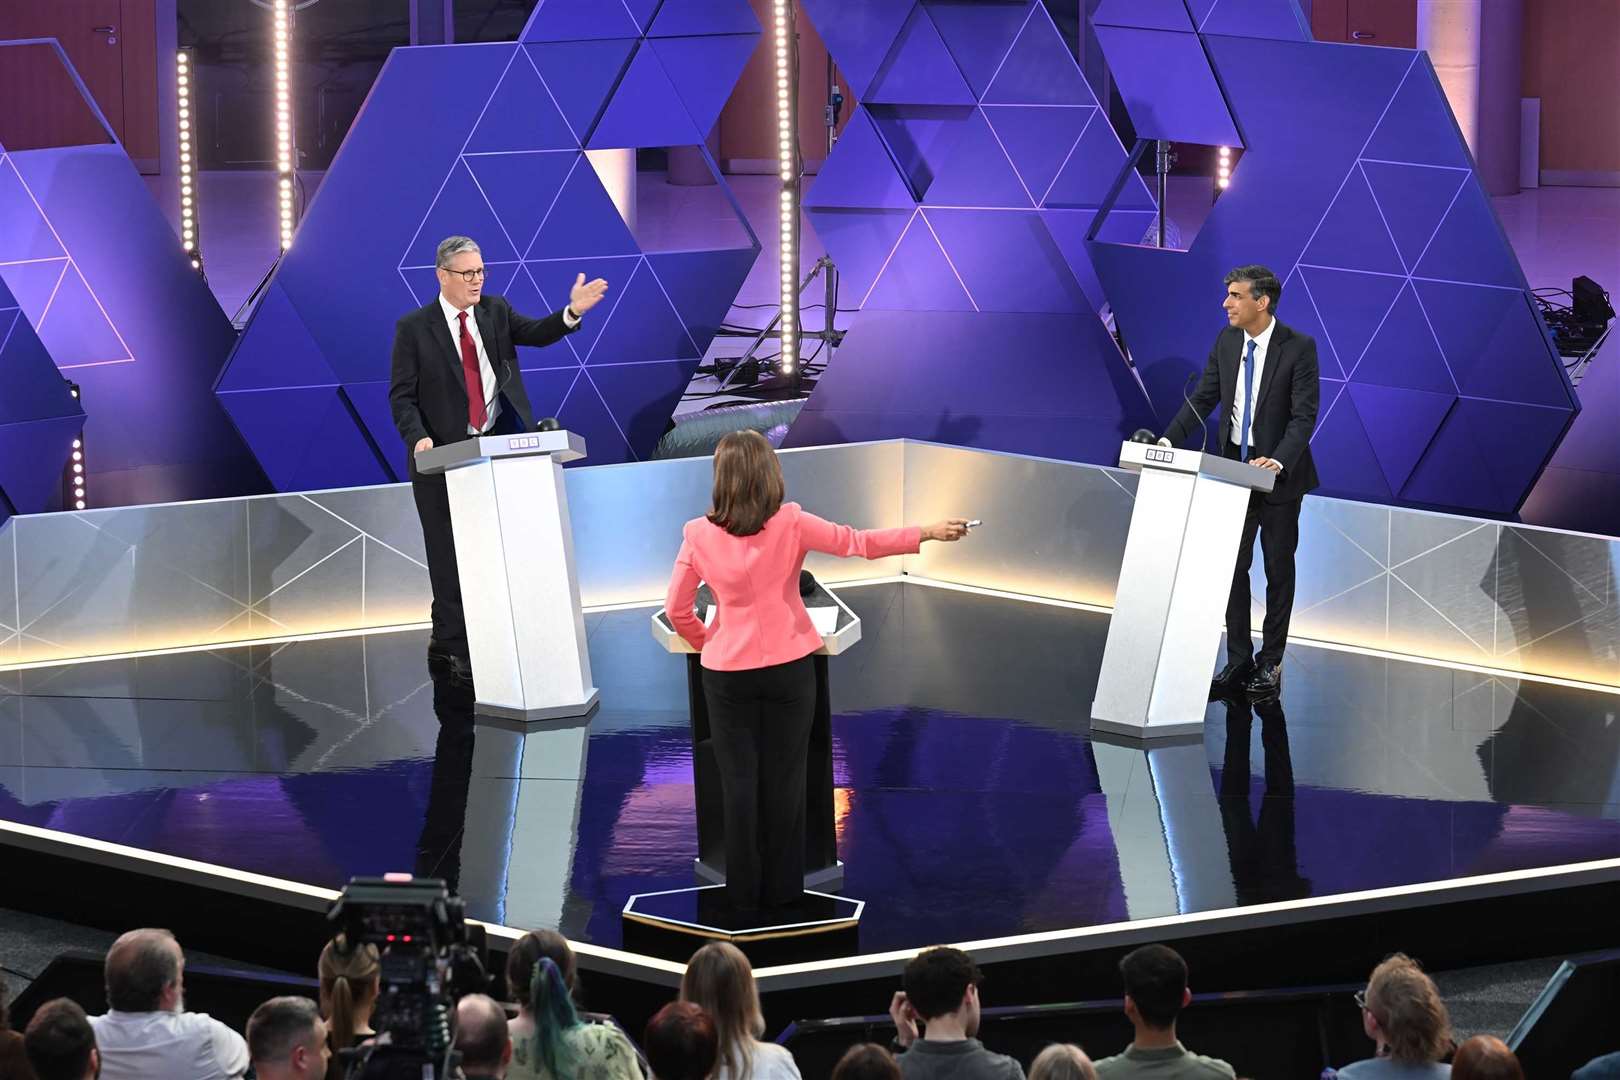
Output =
[
  {"x1": 1160, "y1": 265, "x2": 1320, "y2": 697},
  {"x1": 389, "y1": 235, "x2": 609, "y2": 677}
]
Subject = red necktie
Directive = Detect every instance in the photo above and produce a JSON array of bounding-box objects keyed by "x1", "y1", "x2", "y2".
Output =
[{"x1": 458, "y1": 311, "x2": 487, "y2": 431}]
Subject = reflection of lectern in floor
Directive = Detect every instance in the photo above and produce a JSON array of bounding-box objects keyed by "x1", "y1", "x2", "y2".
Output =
[
  {"x1": 415, "y1": 431, "x2": 598, "y2": 722},
  {"x1": 623, "y1": 578, "x2": 863, "y2": 964},
  {"x1": 1092, "y1": 441, "x2": 1274, "y2": 739}
]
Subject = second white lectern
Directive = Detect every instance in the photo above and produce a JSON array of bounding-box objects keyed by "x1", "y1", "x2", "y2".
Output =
[
  {"x1": 416, "y1": 431, "x2": 598, "y2": 722},
  {"x1": 1091, "y1": 441, "x2": 1274, "y2": 739}
]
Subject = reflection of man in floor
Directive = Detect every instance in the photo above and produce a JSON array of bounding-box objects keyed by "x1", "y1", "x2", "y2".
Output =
[{"x1": 1219, "y1": 696, "x2": 1311, "y2": 904}]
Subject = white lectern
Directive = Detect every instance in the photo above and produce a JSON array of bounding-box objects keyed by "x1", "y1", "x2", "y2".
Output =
[
  {"x1": 1092, "y1": 441, "x2": 1274, "y2": 739},
  {"x1": 416, "y1": 431, "x2": 598, "y2": 722}
]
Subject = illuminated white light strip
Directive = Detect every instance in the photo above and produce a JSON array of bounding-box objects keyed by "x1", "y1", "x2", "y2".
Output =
[
  {"x1": 273, "y1": 0, "x2": 295, "y2": 251},
  {"x1": 176, "y1": 49, "x2": 201, "y2": 271},
  {"x1": 775, "y1": 0, "x2": 797, "y2": 376},
  {"x1": 1217, "y1": 145, "x2": 1232, "y2": 190}
]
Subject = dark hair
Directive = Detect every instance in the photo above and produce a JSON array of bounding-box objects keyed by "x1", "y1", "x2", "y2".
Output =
[
  {"x1": 24, "y1": 998, "x2": 96, "y2": 1080},
  {"x1": 247, "y1": 996, "x2": 322, "y2": 1066},
  {"x1": 105, "y1": 928, "x2": 180, "y2": 1012},
  {"x1": 1452, "y1": 1035, "x2": 1522, "y2": 1080},
  {"x1": 707, "y1": 430, "x2": 784, "y2": 537},
  {"x1": 1119, "y1": 945, "x2": 1188, "y2": 1029},
  {"x1": 643, "y1": 1001, "x2": 718, "y2": 1080},
  {"x1": 506, "y1": 929, "x2": 577, "y2": 1004},
  {"x1": 1223, "y1": 265, "x2": 1281, "y2": 314},
  {"x1": 453, "y1": 994, "x2": 510, "y2": 1074},
  {"x1": 832, "y1": 1043, "x2": 902, "y2": 1080},
  {"x1": 902, "y1": 947, "x2": 982, "y2": 1022}
]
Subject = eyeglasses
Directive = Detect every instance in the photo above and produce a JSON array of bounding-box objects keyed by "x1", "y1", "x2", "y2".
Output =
[{"x1": 439, "y1": 266, "x2": 487, "y2": 283}]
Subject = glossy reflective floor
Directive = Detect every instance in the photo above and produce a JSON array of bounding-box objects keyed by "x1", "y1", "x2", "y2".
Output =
[{"x1": 4, "y1": 581, "x2": 1620, "y2": 955}]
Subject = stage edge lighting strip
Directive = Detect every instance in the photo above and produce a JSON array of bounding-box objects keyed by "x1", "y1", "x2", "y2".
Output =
[
  {"x1": 177, "y1": 49, "x2": 201, "y2": 273},
  {"x1": 776, "y1": 0, "x2": 799, "y2": 376},
  {"x1": 273, "y1": 0, "x2": 295, "y2": 250}
]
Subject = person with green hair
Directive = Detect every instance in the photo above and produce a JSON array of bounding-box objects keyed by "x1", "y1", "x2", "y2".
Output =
[{"x1": 505, "y1": 930, "x2": 643, "y2": 1080}]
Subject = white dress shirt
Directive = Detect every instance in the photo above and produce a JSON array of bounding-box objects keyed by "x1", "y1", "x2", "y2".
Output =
[
  {"x1": 91, "y1": 1009, "x2": 249, "y2": 1080},
  {"x1": 439, "y1": 293, "x2": 581, "y2": 435},
  {"x1": 1230, "y1": 317, "x2": 1276, "y2": 449}
]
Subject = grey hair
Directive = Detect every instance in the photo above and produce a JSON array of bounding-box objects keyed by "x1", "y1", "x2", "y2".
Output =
[{"x1": 436, "y1": 236, "x2": 481, "y2": 269}]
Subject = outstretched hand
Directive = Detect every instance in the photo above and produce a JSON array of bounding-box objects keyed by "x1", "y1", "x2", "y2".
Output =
[
  {"x1": 569, "y1": 273, "x2": 609, "y2": 315},
  {"x1": 922, "y1": 519, "x2": 971, "y2": 542}
]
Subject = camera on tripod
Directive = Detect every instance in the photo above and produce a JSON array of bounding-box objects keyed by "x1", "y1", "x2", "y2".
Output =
[{"x1": 327, "y1": 875, "x2": 489, "y2": 1080}]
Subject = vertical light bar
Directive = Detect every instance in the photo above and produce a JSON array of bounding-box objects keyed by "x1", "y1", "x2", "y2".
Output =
[
  {"x1": 273, "y1": 0, "x2": 295, "y2": 251},
  {"x1": 775, "y1": 0, "x2": 799, "y2": 376},
  {"x1": 1216, "y1": 145, "x2": 1232, "y2": 190},
  {"x1": 67, "y1": 382, "x2": 86, "y2": 510},
  {"x1": 176, "y1": 49, "x2": 201, "y2": 273}
]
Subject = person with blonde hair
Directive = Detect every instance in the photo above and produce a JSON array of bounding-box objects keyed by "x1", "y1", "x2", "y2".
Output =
[
  {"x1": 1029, "y1": 1045, "x2": 1096, "y2": 1080},
  {"x1": 1341, "y1": 954, "x2": 1453, "y2": 1079},
  {"x1": 666, "y1": 429, "x2": 969, "y2": 912},
  {"x1": 317, "y1": 936, "x2": 379, "y2": 1080},
  {"x1": 505, "y1": 930, "x2": 641, "y2": 1080},
  {"x1": 678, "y1": 943, "x2": 800, "y2": 1080}
]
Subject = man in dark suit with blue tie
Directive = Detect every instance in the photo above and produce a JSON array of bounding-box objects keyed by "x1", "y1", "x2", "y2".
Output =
[{"x1": 1160, "y1": 266, "x2": 1320, "y2": 696}]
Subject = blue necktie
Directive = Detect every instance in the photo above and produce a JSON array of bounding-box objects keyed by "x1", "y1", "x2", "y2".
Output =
[{"x1": 1239, "y1": 338, "x2": 1256, "y2": 462}]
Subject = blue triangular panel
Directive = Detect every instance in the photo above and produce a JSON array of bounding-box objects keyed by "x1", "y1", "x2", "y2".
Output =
[
  {"x1": 926, "y1": 208, "x2": 1089, "y2": 314},
  {"x1": 1283, "y1": 268, "x2": 1344, "y2": 379},
  {"x1": 1361, "y1": 161, "x2": 1467, "y2": 274},
  {"x1": 525, "y1": 255, "x2": 643, "y2": 364},
  {"x1": 1199, "y1": 0, "x2": 1309, "y2": 41},
  {"x1": 1300, "y1": 165, "x2": 1404, "y2": 275},
  {"x1": 924, "y1": 109, "x2": 1035, "y2": 208},
  {"x1": 807, "y1": 0, "x2": 916, "y2": 100},
  {"x1": 1456, "y1": 397, "x2": 1572, "y2": 511},
  {"x1": 554, "y1": 370, "x2": 633, "y2": 463},
  {"x1": 218, "y1": 281, "x2": 339, "y2": 391},
  {"x1": 0, "y1": 259, "x2": 69, "y2": 324},
  {"x1": 522, "y1": 0, "x2": 643, "y2": 43},
  {"x1": 465, "y1": 151, "x2": 578, "y2": 259},
  {"x1": 1310, "y1": 391, "x2": 1391, "y2": 502},
  {"x1": 402, "y1": 160, "x2": 518, "y2": 266},
  {"x1": 588, "y1": 43, "x2": 702, "y2": 149},
  {"x1": 1346, "y1": 382, "x2": 1454, "y2": 492},
  {"x1": 340, "y1": 380, "x2": 407, "y2": 481},
  {"x1": 466, "y1": 53, "x2": 576, "y2": 152},
  {"x1": 0, "y1": 162, "x2": 64, "y2": 262},
  {"x1": 868, "y1": 105, "x2": 976, "y2": 202},
  {"x1": 805, "y1": 208, "x2": 915, "y2": 303},
  {"x1": 37, "y1": 267, "x2": 128, "y2": 365},
  {"x1": 1399, "y1": 400, "x2": 1505, "y2": 511},
  {"x1": 648, "y1": 35, "x2": 760, "y2": 138},
  {"x1": 1297, "y1": 265, "x2": 1404, "y2": 377},
  {"x1": 649, "y1": 0, "x2": 760, "y2": 37},
  {"x1": 521, "y1": 366, "x2": 582, "y2": 420},
  {"x1": 1414, "y1": 280, "x2": 1570, "y2": 409},
  {"x1": 984, "y1": 106, "x2": 1096, "y2": 206},
  {"x1": 806, "y1": 109, "x2": 916, "y2": 210},
  {"x1": 1093, "y1": 0, "x2": 1195, "y2": 31},
  {"x1": 218, "y1": 387, "x2": 388, "y2": 492},
  {"x1": 1362, "y1": 60, "x2": 1472, "y2": 170},
  {"x1": 646, "y1": 249, "x2": 759, "y2": 353},
  {"x1": 866, "y1": 6, "x2": 976, "y2": 106},
  {"x1": 0, "y1": 313, "x2": 79, "y2": 423},
  {"x1": 525, "y1": 40, "x2": 638, "y2": 144},
  {"x1": 1353, "y1": 282, "x2": 1456, "y2": 393},
  {"x1": 528, "y1": 159, "x2": 639, "y2": 258},
  {"x1": 0, "y1": 416, "x2": 80, "y2": 515},
  {"x1": 1038, "y1": 209, "x2": 1107, "y2": 312},
  {"x1": 925, "y1": 1, "x2": 1035, "y2": 97},
  {"x1": 399, "y1": 267, "x2": 442, "y2": 305},
  {"x1": 864, "y1": 213, "x2": 976, "y2": 311},
  {"x1": 983, "y1": 5, "x2": 1095, "y2": 106},
  {"x1": 589, "y1": 359, "x2": 697, "y2": 458},
  {"x1": 583, "y1": 258, "x2": 697, "y2": 365},
  {"x1": 1413, "y1": 181, "x2": 1523, "y2": 288},
  {"x1": 622, "y1": 0, "x2": 664, "y2": 33},
  {"x1": 1044, "y1": 112, "x2": 1151, "y2": 209}
]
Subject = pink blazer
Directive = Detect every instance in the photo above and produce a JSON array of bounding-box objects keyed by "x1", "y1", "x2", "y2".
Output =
[{"x1": 664, "y1": 502, "x2": 921, "y2": 671}]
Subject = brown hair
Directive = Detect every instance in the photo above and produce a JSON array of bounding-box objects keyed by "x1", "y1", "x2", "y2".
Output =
[
  {"x1": 644, "y1": 1001, "x2": 718, "y2": 1080},
  {"x1": 679, "y1": 943, "x2": 765, "y2": 1080},
  {"x1": 707, "y1": 430, "x2": 784, "y2": 537},
  {"x1": 1451, "y1": 1036, "x2": 1523, "y2": 1080},
  {"x1": 1365, "y1": 954, "x2": 1452, "y2": 1064},
  {"x1": 1029, "y1": 1044, "x2": 1097, "y2": 1080},
  {"x1": 832, "y1": 1043, "x2": 902, "y2": 1080},
  {"x1": 505, "y1": 929, "x2": 578, "y2": 1010},
  {"x1": 319, "y1": 936, "x2": 380, "y2": 1080}
]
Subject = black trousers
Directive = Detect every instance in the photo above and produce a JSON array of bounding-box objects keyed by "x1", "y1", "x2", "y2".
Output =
[
  {"x1": 410, "y1": 467, "x2": 467, "y2": 658},
  {"x1": 1224, "y1": 445, "x2": 1303, "y2": 666},
  {"x1": 700, "y1": 656, "x2": 817, "y2": 910}
]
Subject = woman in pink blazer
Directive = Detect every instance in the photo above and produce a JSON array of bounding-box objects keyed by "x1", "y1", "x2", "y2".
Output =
[{"x1": 665, "y1": 431, "x2": 969, "y2": 913}]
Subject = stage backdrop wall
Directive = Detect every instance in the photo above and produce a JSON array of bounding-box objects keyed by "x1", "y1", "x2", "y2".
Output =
[
  {"x1": 0, "y1": 274, "x2": 83, "y2": 525},
  {"x1": 216, "y1": 0, "x2": 764, "y2": 491},
  {"x1": 0, "y1": 40, "x2": 266, "y2": 510},
  {"x1": 2, "y1": 440, "x2": 1614, "y2": 688}
]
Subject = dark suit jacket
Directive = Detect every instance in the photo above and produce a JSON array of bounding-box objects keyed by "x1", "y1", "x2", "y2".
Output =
[
  {"x1": 388, "y1": 293, "x2": 577, "y2": 462},
  {"x1": 1163, "y1": 319, "x2": 1321, "y2": 503}
]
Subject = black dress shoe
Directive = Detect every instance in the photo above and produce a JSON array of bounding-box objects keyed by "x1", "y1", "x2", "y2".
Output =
[
  {"x1": 1243, "y1": 661, "x2": 1282, "y2": 695},
  {"x1": 428, "y1": 649, "x2": 474, "y2": 683},
  {"x1": 1211, "y1": 659, "x2": 1255, "y2": 694}
]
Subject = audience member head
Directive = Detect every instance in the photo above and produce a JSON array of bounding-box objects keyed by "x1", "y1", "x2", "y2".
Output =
[
  {"x1": 831, "y1": 1043, "x2": 902, "y2": 1080},
  {"x1": 643, "y1": 1001, "x2": 718, "y2": 1080},
  {"x1": 512, "y1": 955, "x2": 580, "y2": 1078},
  {"x1": 1360, "y1": 953, "x2": 1452, "y2": 1064},
  {"x1": 708, "y1": 430, "x2": 784, "y2": 537},
  {"x1": 1452, "y1": 1036, "x2": 1522, "y2": 1080},
  {"x1": 23, "y1": 998, "x2": 98, "y2": 1080},
  {"x1": 246, "y1": 996, "x2": 330, "y2": 1080},
  {"x1": 1029, "y1": 1043, "x2": 1097, "y2": 1080},
  {"x1": 680, "y1": 942, "x2": 765, "y2": 1079},
  {"x1": 454, "y1": 994, "x2": 512, "y2": 1079},
  {"x1": 505, "y1": 929, "x2": 578, "y2": 1011},
  {"x1": 902, "y1": 947, "x2": 983, "y2": 1031},
  {"x1": 1119, "y1": 945, "x2": 1190, "y2": 1032},
  {"x1": 318, "y1": 936, "x2": 380, "y2": 1054},
  {"x1": 104, "y1": 928, "x2": 183, "y2": 1013}
]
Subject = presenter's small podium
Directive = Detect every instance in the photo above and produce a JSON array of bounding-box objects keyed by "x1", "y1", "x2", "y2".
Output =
[
  {"x1": 1091, "y1": 440, "x2": 1274, "y2": 739},
  {"x1": 415, "y1": 430, "x2": 598, "y2": 723}
]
